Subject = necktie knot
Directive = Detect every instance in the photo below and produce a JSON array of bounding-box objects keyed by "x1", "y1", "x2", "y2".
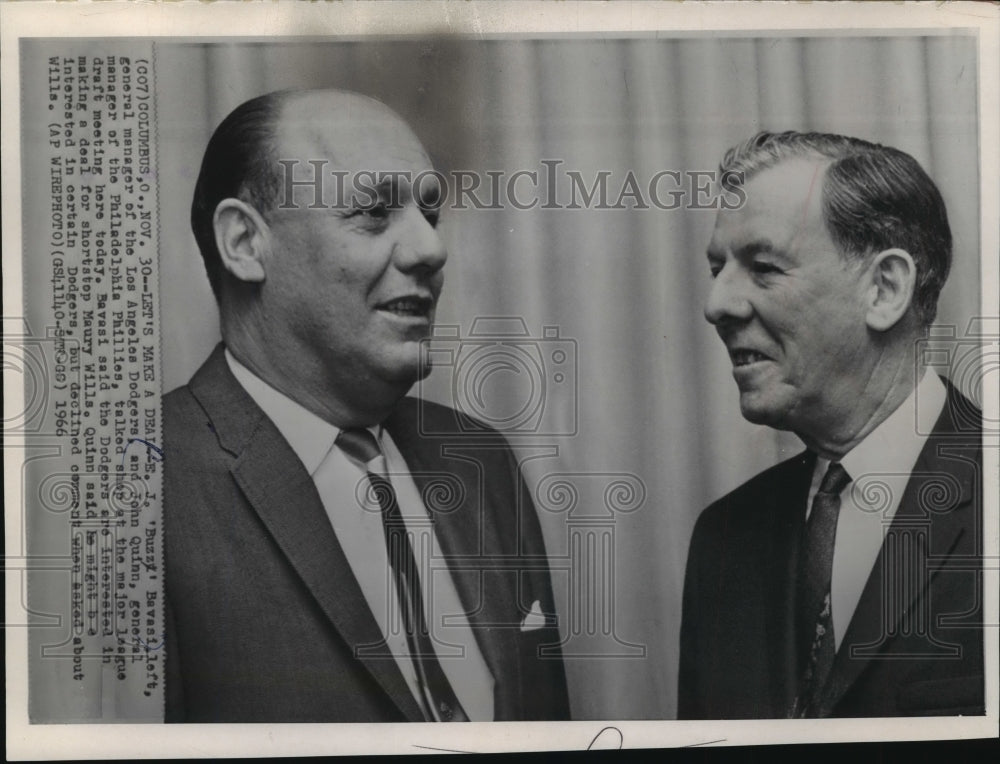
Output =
[
  {"x1": 819, "y1": 462, "x2": 851, "y2": 497},
  {"x1": 335, "y1": 427, "x2": 382, "y2": 466}
]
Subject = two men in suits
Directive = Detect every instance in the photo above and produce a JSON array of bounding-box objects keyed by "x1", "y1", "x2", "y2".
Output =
[
  {"x1": 163, "y1": 89, "x2": 569, "y2": 722},
  {"x1": 679, "y1": 132, "x2": 984, "y2": 718}
]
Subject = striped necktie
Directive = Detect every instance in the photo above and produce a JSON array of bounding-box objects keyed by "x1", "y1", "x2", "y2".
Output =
[
  {"x1": 335, "y1": 427, "x2": 469, "y2": 722},
  {"x1": 791, "y1": 461, "x2": 851, "y2": 718}
]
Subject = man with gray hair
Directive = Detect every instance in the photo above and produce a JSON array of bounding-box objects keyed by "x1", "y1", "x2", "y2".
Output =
[
  {"x1": 678, "y1": 132, "x2": 984, "y2": 718},
  {"x1": 163, "y1": 89, "x2": 569, "y2": 722}
]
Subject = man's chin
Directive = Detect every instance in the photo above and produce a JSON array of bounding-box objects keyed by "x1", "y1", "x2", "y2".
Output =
[
  {"x1": 380, "y1": 345, "x2": 434, "y2": 386},
  {"x1": 738, "y1": 393, "x2": 791, "y2": 430}
]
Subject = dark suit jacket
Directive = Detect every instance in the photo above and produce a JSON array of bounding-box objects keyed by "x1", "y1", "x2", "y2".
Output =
[
  {"x1": 163, "y1": 345, "x2": 569, "y2": 722},
  {"x1": 678, "y1": 380, "x2": 984, "y2": 718}
]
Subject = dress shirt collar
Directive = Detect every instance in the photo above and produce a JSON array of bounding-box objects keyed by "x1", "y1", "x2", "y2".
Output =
[
  {"x1": 813, "y1": 369, "x2": 947, "y2": 496},
  {"x1": 224, "y1": 348, "x2": 379, "y2": 476},
  {"x1": 811, "y1": 370, "x2": 948, "y2": 649},
  {"x1": 840, "y1": 369, "x2": 945, "y2": 483}
]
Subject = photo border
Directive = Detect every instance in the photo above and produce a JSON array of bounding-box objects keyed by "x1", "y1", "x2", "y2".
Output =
[{"x1": 3, "y1": 1, "x2": 997, "y2": 758}]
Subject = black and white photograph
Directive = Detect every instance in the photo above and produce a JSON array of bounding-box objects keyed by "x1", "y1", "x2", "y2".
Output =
[{"x1": 4, "y1": 0, "x2": 997, "y2": 757}]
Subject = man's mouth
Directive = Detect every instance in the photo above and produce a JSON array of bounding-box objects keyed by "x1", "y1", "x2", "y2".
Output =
[
  {"x1": 729, "y1": 349, "x2": 772, "y2": 367},
  {"x1": 376, "y1": 295, "x2": 435, "y2": 318}
]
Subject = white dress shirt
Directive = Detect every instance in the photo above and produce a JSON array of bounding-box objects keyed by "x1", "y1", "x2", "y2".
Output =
[
  {"x1": 807, "y1": 370, "x2": 947, "y2": 650},
  {"x1": 225, "y1": 350, "x2": 494, "y2": 720}
]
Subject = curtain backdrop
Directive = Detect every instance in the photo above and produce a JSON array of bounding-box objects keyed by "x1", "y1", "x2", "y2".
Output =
[{"x1": 155, "y1": 35, "x2": 980, "y2": 719}]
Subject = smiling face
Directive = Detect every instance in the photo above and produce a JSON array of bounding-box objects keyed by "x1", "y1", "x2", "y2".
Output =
[
  {"x1": 704, "y1": 159, "x2": 875, "y2": 439},
  {"x1": 259, "y1": 92, "x2": 447, "y2": 402}
]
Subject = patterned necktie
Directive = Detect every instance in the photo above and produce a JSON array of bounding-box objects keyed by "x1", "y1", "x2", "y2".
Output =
[
  {"x1": 335, "y1": 428, "x2": 469, "y2": 723},
  {"x1": 792, "y1": 461, "x2": 851, "y2": 718}
]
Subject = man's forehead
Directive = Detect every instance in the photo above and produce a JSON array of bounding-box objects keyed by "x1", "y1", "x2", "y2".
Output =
[
  {"x1": 275, "y1": 91, "x2": 431, "y2": 170},
  {"x1": 741, "y1": 158, "x2": 829, "y2": 218},
  {"x1": 709, "y1": 158, "x2": 829, "y2": 252}
]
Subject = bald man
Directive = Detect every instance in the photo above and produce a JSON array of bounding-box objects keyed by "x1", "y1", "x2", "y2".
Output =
[{"x1": 163, "y1": 90, "x2": 569, "y2": 722}]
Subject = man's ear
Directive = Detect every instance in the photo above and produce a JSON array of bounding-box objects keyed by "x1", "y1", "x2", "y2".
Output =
[
  {"x1": 864, "y1": 248, "x2": 917, "y2": 332},
  {"x1": 213, "y1": 199, "x2": 270, "y2": 284}
]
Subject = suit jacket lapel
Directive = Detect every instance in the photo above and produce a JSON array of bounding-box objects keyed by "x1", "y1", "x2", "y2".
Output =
[
  {"x1": 819, "y1": 385, "x2": 976, "y2": 714},
  {"x1": 386, "y1": 405, "x2": 519, "y2": 716},
  {"x1": 764, "y1": 450, "x2": 815, "y2": 715},
  {"x1": 190, "y1": 345, "x2": 424, "y2": 722}
]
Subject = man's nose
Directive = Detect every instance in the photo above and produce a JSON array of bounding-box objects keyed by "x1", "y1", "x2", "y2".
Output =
[
  {"x1": 393, "y1": 205, "x2": 448, "y2": 273},
  {"x1": 704, "y1": 264, "x2": 752, "y2": 325}
]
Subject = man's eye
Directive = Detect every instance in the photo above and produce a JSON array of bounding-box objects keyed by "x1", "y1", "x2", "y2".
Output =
[
  {"x1": 751, "y1": 261, "x2": 782, "y2": 275},
  {"x1": 423, "y1": 208, "x2": 440, "y2": 228},
  {"x1": 345, "y1": 203, "x2": 391, "y2": 227},
  {"x1": 362, "y1": 203, "x2": 389, "y2": 220}
]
